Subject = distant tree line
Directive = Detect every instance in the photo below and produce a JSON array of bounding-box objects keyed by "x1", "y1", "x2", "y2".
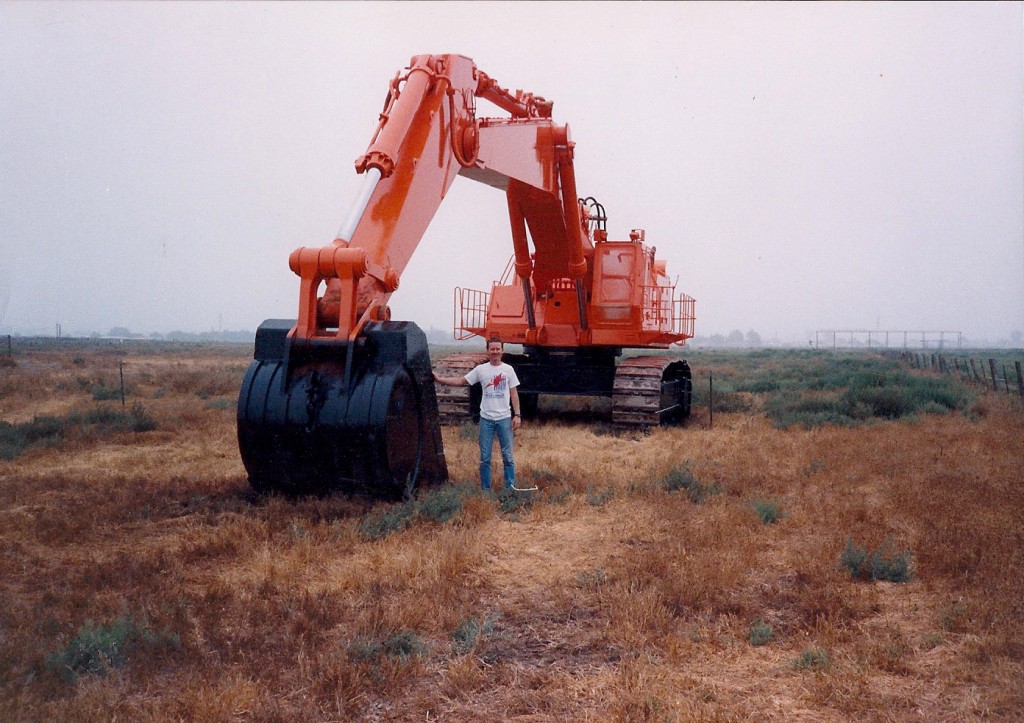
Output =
[
  {"x1": 691, "y1": 329, "x2": 763, "y2": 348},
  {"x1": 91, "y1": 327, "x2": 254, "y2": 343}
]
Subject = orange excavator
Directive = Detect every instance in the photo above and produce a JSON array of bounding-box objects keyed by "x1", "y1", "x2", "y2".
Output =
[{"x1": 237, "y1": 54, "x2": 695, "y2": 497}]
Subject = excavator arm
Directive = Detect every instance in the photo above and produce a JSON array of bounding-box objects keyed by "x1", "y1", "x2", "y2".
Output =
[{"x1": 290, "y1": 54, "x2": 590, "y2": 344}]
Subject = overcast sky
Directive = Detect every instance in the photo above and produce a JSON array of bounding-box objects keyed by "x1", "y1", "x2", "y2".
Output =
[{"x1": 1, "y1": 1, "x2": 1021, "y2": 344}]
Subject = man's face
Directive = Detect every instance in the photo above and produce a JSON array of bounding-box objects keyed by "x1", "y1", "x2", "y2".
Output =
[{"x1": 487, "y1": 342, "x2": 502, "y2": 363}]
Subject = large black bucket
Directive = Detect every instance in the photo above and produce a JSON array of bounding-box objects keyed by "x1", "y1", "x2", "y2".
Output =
[{"x1": 237, "y1": 320, "x2": 448, "y2": 498}]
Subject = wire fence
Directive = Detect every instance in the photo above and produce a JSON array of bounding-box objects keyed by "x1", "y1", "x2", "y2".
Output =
[{"x1": 898, "y1": 350, "x2": 1024, "y2": 401}]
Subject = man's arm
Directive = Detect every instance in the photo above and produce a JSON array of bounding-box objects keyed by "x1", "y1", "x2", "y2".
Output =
[
  {"x1": 433, "y1": 372, "x2": 469, "y2": 386},
  {"x1": 510, "y1": 386, "x2": 522, "y2": 429}
]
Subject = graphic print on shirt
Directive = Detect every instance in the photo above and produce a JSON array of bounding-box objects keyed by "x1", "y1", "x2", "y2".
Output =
[{"x1": 483, "y1": 371, "x2": 507, "y2": 399}]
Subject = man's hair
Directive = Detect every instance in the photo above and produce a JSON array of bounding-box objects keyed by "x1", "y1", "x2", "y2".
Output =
[{"x1": 487, "y1": 336, "x2": 502, "y2": 347}]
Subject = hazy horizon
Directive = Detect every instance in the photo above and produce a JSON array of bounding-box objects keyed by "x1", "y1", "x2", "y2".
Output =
[{"x1": 2, "y1": 2, "x2": 1022, "y2": 346}]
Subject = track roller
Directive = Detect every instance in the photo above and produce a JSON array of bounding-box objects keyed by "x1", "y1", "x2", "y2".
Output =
[
  {"x1": 237, "y1": 320, "x2": 448, "y2": 498},
  {"x1": 612, "y1": 356, "x2": 692, "y2": 427}
]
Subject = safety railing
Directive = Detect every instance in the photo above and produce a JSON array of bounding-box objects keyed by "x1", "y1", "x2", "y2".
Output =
[
  {"x1": 641, "y1": 286, "x2": 695, "y2": 339},
  {"x1": 676, "y1": 293, "x2": 696, "y2": 339},
  {"x1": 453, "y1": 286, "x2": 489, "y2": 340}
]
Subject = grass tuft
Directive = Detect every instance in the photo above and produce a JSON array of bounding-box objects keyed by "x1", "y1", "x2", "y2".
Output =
[
  {"x1": 45, "y1": 614, "x2": 179, "y2": 683},
  {"x1": 496, "y1": 486, "x2": 535, "y2": 514},
  {"x1": 358, "y1": 502, "x2": 416, "y2": 540},
  {"x1": 381, "y1": 630, "x2": 429, "y2": 661},
  {"x1": 349, "y1": 630, "x2": 428, "y2": 664},
  {"x1": 839, "y1": 538, "x2": 913, "y2": 582},
  {"x1": 91, "y1": 382, "x2": 124, "y2": 401},
  {"x1": 749, "y1": 620, "x2": 774, "y2": 646},
  {"x1": 585, "y1": 486, "x2": 614, "y2": 507},
  {"x1": 751, "y1": 497, "x2": 784, "y2": 524},
  {"x1": 451, "y1": 613, "x2": 498, "y2": 654},
  {"x1": 417, "y1": 484, "x2": 464, "y2": 524},
  {"x1": 793, "y1": 647, "x2": 830, "y2": 671},
  {"x1": 661, "y1": 463, "x2": 718, "y2": 503}
]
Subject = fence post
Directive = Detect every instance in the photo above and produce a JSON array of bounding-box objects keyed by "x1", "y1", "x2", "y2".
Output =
[
  {"x1": 709, "y1": 372, "x2": 713, "y2": 429},
  {"x1": 1016, "y1": 361, "x2": 1023, "y2": 401},
  {"x1": 1003, "y1": 365, "x2": 1010, "y2": 393},
  {"x1": 988, "y1": 359, "x2": 999, "y2": 392},
  {"x1": 970, "y1": 359, "x2": 981, "y2": 383}
]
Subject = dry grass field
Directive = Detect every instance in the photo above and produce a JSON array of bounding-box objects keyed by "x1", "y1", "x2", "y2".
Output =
[{"x1": 1, "y1": 341, "x2": 1021, "y2": 721}]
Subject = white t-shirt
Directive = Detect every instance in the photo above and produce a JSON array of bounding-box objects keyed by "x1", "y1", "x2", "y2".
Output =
[{"x1": 465, "y1": 362, "x2": 520, "y2": 421}]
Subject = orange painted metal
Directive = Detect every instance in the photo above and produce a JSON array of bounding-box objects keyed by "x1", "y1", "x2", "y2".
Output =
[{"x1": 287, "y1": 53, "x2": 694, "y2": 350}]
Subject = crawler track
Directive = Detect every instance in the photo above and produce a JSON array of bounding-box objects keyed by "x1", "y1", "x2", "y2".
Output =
[
  {"x1": 433, "y1": 353, "x2": 487, "y2": 424},
  {"x1": 612, "y1": 356, "x2": 692, "y2": 427}
]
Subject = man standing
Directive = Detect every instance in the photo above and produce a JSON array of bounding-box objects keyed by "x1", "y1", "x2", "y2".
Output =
[{"x1": 434, "y1": 337, "x2": 522, "y2": 491}]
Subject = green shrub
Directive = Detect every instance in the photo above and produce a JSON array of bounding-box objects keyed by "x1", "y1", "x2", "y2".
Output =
[
  {"x1": 0, "y1": 405, "x2": 156, "y2": 460},
  {"x1": 751, "y1": 497, "x2": 784, "y2": 524},
  {"x1": 793, "y1": 647, "x2": 830, "y2": 671},
  {"x1": 585, "y1": 486, "x2": 614, "y2": 507},
  {"x1": 22, "y1": 415, "x2": 67, "y2": 442},
  {"x1": 417, "y1": 484, "x2": 463, "y2": 524},
  {"x1": 749, "y1": 620, "x2": 774, "y2": 646},
  {"x1": 844, "y1": 384, "x2": 912, "y2": 419},
  {"x1": 939, "y1": 601, "x2": 968, "y2": 632},
  {"x1": 0, "y1": 422, "x2": 28, "y2": 461},
  {"x1": 45, "y1": 615, "x2": 179, "y2": 683},
  {"x1": 496, "y1": 486, "x2": 535, "y2": 514},
  {"x1": 48, "y1": 617, "x2": 134, "y2": 680},
  {"x1": 762, "y1": 361, "x2": 970, "y2": 429},
  {"x1": 451, "y1": 614, "x2": 498, "y2": 654},
  {"x1": 662, "y1": 464, "x2": 698, "y2": 492},
  {"x1": 358, "y1": 502, "x2": 415, "y2": 540},
  {"x1": 765, "y1": 393, "x2": 853, "y2": 430},
  {"x1": 661, "y1": 464, "x2": 718, "y2": 503},
  {"x1": 127, "y1": 403, "x2": 158, "y2": 432},
  {"x1": 839, "y1": 538, "x2": 913, "y2": 582},
  {"x1": 545, "y1": 486, "x2": 571, "y2": 505},
  {"x1": 346, "y1": 637, "x2": 383, "y2": 663},
  {"x1": 381, "y1": 630, "x2": 428, "y2": 661},
  {"x1": 349, "y1": 630, "x2": 428, "y2": 663},
  {"x1": 736, "y1": 376, "x2": 782, "y2": 393},
  {"x1": 91, "y1": 383, "x2": 123, "y2": 401}
]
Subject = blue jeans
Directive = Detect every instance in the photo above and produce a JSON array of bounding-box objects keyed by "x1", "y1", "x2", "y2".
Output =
[{"x1": 478, "y1": 416, "x2": 515, "y2": 490}]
